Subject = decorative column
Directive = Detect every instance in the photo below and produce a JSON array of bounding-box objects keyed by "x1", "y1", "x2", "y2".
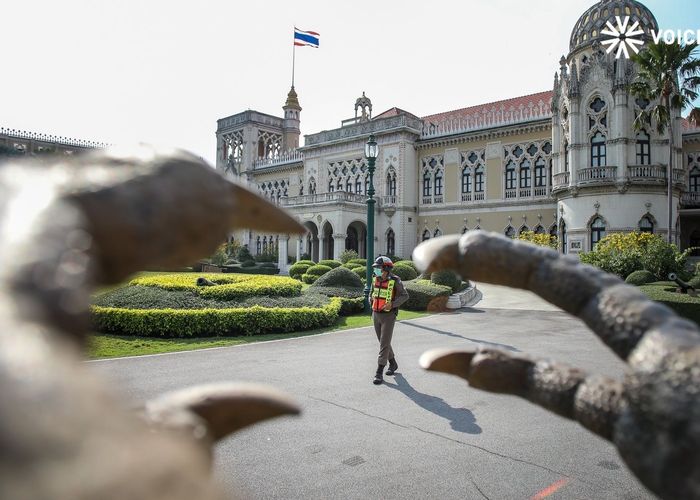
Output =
[
  {"x1": 296, "y1": 237, "x2": 302, "y2": 262},
  {"x1": 277, "y1": 235, "x2": 289, "y2": 273},
  {"x1": 333, "y1": 233, "x2": 347, "y2": 260}
]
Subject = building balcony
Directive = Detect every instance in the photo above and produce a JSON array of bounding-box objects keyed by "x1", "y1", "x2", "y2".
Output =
[
  {"x1": 682, "y1": 192, "x2": 700, "y2": 208},
  {"x1": 552, "y1": 172, "x2": 570, "y2": 191},
  {"x1": 381, "y1": 195, "x2": 397, "y2": 207},
  {"x1": 627, "y1": 164, "x2": 666, "y2": 184},
  {"x1": 577, "y1": 166, "x2": 617, "y2": 185},
  {"x1": 280, "y1": 191, "x2": 366, "y2": 208}
]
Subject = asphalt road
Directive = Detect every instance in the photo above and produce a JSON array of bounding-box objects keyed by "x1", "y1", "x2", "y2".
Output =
[{"x1": 91, "y1": 284, "x2": 655, "y2": 500}]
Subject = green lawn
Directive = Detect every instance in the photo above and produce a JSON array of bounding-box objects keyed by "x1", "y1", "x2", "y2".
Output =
[
  {"x1": 88, "y1": 309, "x2": 430, "y2": 359},
  {"x1": 638, "y1": 281, "x2": 700, "y2": 326}
]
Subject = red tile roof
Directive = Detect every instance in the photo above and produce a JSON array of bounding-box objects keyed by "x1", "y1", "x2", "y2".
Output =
[{"x1": 422, "y1": 90, "x2": 553, "y2": 124}]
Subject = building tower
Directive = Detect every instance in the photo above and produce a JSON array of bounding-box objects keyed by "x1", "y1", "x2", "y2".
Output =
[
  {"x1": 282, "y1": 86, "x2": 302, "y2": 151},
  {"x1": 551, "y1": 0, "x2": 683, "y2": 253}
]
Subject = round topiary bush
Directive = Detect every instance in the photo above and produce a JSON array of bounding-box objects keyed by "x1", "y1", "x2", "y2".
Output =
[
  {"x1": 396, "y1": 260, "x2": 418, "y2": 273},
  {"x1": 318, "y1": 259, "x2": 342, "y2": 269},
  {"x1": 688, "y1": 275, "x2": 700, "y2": 289},
  {"x1": 348, "y1": 258, "x2": 367, "y2": 267},
  {"x1": 289, "y1": 263, "x2": 312, "y2": 280},
  {"x1": 312, "y1": 266, "x2": 364, "y2": 288},
  {"x1": 301, "y1": 273, "x2": 318, "y2": 284},
  {"x1": 430, "y1": 270, "x2": 461, "y2": 293},
  {"x1": 306, "y1": 264, "x2": 332, "y2": 277},
  {"x1": 352, "y1": 266, "x2": 366, "y2": 281},
  {"x1": 295, "y1": 260, "x2": 315, "y2": 266},
  {"x1": 391, "y1": 264, "x2": 417, "y2": 281},
  {"x1": 625, "y1": 270, "x2": 656, "y2": 286}
]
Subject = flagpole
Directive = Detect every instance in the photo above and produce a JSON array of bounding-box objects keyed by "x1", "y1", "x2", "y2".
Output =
[{"x1": 291, "y1": 27, "x2": 296, "y2": 87}]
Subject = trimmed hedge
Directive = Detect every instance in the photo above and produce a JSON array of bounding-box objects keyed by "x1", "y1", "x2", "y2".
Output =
[
  {"x1": 352, "y1": 267, "x2": 367, "y2": 281},
  {"x1": 318, "y1": 259, "x2": 341, "y2": 269},
  {"x1": 404, "y1": 280, "x2": 451, "y2": 311},
  {"x1": 301, "y1": 273, "x2": 319, "y2": 284},
  {"x1": 296, "y1": 260, "x2": 316, "y2": 266},
  {"x1": 395, "y1": 261, "x2": 418, "y2": 273},
  {"x1": 289, "y1": 263, "x2": 312, "y2": 280},
  {"x1": 94, "y1": 285, "x2": 329, "y2": 310},
  {"x1": 130, "y1": 273, "x2": 301, "y2": 300},
  {"x1": 312, "y1": 266, "x2": 364, "y2": 288},
  {"x1": 638, "y1": 282, "x2": 700, "y2": 326},
  {"x1": 431, "y1": 270, "x2": 461, "y2": 293},
  {"x1": 392, "y1": 265, "x2": 417, "y2": 281},
  {"x1": 348, "y1": 258, "x2": 367, "y2": 267},
  {"x1": 306, "y1": 265, "x2": 332, "y2": 277},
  {"x1": 223, "y1": 265, "x2": 280, "y2": 275},
  {"x1": 625, "y1": 270, "x2": 656, "y2": 286},
  {"x1": 91, "y1": 298, "x2": 343, "y2": 337}
]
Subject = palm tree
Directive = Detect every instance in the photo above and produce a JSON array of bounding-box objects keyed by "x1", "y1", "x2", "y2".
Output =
[{"x1": 631, "y1": 42, "x2": 700, "y2": 243}]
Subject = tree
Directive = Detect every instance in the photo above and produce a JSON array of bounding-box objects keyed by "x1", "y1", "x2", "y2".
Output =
[{"x1": 631, "y1": 42, "x2": 700, "y2": 243}]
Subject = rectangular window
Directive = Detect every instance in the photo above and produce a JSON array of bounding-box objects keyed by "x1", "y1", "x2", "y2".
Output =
[
  {"x1": 423, "y1": 177, "x2": 431, "y2": 197},
  {"x1": 591, "y1": 143, "x2": 606, "y2": 167},
  {"x1": 434, "y1": 175, "x2": 443, "y2": 196},
  {"x1": 519, "y1": 168, "x2": 531, "y2": 188},
  {"x1": 505, "y1": 169, "x2": 516, "y2": 190},
  {"x1": 475, "y1": 170, "x2": 484, "y2": 192},
  {"x1": 636, "y1": 141, "x2": 650, "y2": 165}
]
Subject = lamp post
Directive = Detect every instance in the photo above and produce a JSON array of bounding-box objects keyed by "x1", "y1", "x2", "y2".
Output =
[{"x1": 363, "y1": 134, "x2": 379, "y2": 312}]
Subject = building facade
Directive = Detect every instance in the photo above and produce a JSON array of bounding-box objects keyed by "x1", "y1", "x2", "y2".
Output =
[
  {"x1": 0, "y1": 127, "x2": 108, "y2": 157},
  {"x1": 216, "y1": 0, "x2": 700, "y2": 272}
]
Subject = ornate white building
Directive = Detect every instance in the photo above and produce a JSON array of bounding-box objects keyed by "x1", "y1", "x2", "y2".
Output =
[{"x1": 216, "y1": 0, "x2": 700, "y2": 272}]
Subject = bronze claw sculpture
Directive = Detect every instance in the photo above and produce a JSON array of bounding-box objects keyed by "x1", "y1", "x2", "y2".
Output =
[
  {"x1": 413, "y1": 231, "x2": 700, "y2": 500},
  {"x1": 0, "y1": 147, "x2": 304, "y2": 499}
]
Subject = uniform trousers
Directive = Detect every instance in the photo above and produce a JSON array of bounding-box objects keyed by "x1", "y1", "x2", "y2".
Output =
[{"x1": 372, "y1": 310, "x2": 397, "y2": 366}]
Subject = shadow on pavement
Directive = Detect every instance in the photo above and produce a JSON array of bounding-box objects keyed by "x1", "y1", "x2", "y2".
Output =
[
  {"x1": 401, "y1": 321, "x2": 520, "y2": 352},
  {"x1": 384, "y1": 373, "x2": 482, "y2": 434}
]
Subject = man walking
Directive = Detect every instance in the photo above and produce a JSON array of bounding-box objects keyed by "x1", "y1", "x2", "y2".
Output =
[{"x1": 369, "y1": 256, "x2": 409, "y2": 385}]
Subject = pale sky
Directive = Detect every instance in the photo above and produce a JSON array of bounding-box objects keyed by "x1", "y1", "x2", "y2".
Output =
[{"x1": 2, "y1": 0, "x2": 698, "y2": 165}]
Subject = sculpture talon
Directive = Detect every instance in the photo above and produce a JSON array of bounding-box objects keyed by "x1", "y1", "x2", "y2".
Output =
[
  {"x1": 0, "y1": 147, "x2": 305, "y2": 499},
  {"x1": 414, "y1": 231, "x2": 700, "y2": 500}
]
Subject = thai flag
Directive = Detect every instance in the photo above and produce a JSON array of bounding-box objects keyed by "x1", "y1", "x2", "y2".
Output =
[{"x1": 294, "y1": 27, "x2": 320, "y2": 48}]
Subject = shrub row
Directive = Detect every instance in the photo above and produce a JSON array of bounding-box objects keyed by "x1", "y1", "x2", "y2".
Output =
[
  {"x1": 431, "y1": 270, "x2": 462, "y2": 293},
  {"x1": 131, "y1": 274, "x2": 301, "y2": 299},
  {"x1": 403, "y1": 280, "x2": 452, "y2": 311},
  {"x1": 91, "y1": 298, "x2": 343, "y2": 337}
]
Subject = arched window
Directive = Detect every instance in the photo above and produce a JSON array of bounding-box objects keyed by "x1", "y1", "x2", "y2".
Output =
[
  {"x1": 505, "y1": 161, "x2": 516, "y2": 190},
  {"x1": 345, "y1": 180, "x2": 352, "y2": 193},
  {"x1": 434, "y1": 228, "x2": 442, "y2": 237},
  {"x1": 591, "y1": 132, "x2": 607, "y2": 167},
  {"x1": 422, "y1": 171, "x2": 432, "y2": 197},
  {"x1": 474, "y1": 165, "x2": 484, "y2": 193},
  {"x1": 564, "y1": 141, "x2": 570, "y2": 172},
  {"x1": 534, "y1": 225, "x2": 545, "y2": 234},
  {"x1": 639, "y1": 215, "x2": 654, "y2": 233},
  {"x1": 505, "y1": 226, "x2": 515, "y2": 238},
  {"x1": 355, "y1": 177, "x2": 362, "y2": 194},
  {"x1": 328, "y1": 180, "x2": 335, "y2": 193},
  {"x1": 462, "y1": 226, "x2": 468, "y2": 234},
  {"x1": 534, "y1": 157, "x2": 546, "y2": 187},
  {"x1": 636, "y1": 130, "x2": 650, "y2": 165},
  {"x1": 386, "y1": 229, "x2": 395, "y2": 256},
  {"x1": 560, "y1": 221, "x2": 567, "y2": 254},
  {"x1": 519, "y1": 159, "x2": 531, "y2": 189},
  {"x1": 461, "y1": 168, "x2": 472, "y2": 194},
  {"x1": 262, "y1": 236, "x2": 268, "y2": 253},
  {"x1": 336, "y1": 180, "x2": 342, "y2": 191},
  {"x1": 690, "y1": 167, "x2": 700, "y2": 192},
  {"x1": 549, "y1": 224, "x2": 557, "y2": 238},
  {"x1": 434, "y1": 170, "x2": 443, "y2": 196},
  {"x1": 519, "y1": 225, "x2": 530, "y2": 235},
  {"x1": 590, "y1": 216, "x2": 606, "y2": 249},
  {"x1": 256, "y1": 236, "x2": 261, "y2": 255},
  {"x1": 386, "y1": 173, "x2": 396, "y2": 196},
  {"x1": 422, "y1": 229, "x2": 431, "y2": 241},
  {"x1": 365, "y1": 177, "x2": 370, "y2": 194},
  {"x1": 309, "y1": 178, "x2": 317, "y2": 195}
]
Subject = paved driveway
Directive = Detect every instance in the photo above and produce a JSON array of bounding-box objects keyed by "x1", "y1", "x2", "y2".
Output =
[{"x1": 92, "y1": 284, "x2": 654, "y2": 499}]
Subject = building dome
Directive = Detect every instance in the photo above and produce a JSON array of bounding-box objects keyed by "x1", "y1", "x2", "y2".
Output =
[{"x1": 569, "y1": 0, "x2": 658, "y2": 55}]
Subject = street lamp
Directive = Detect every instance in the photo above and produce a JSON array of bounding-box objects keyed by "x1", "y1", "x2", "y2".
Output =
[{"x1": 363, "y1": 134, "x2": 379, "y2": 312}]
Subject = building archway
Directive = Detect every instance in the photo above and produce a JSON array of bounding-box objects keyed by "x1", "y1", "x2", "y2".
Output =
[
  {"x1": 303, "y1": 221, "x2": 319, "y2": 262},
  {"x1": 322, "y1": 221, "x2": 334, "y2": 260},
  {"x1": 345, "y1": 220, "x2": 368, "y2": 258}
]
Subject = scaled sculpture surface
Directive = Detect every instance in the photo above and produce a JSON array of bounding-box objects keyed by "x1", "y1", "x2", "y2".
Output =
[
  {"x1": 413, "y1": 231, "x2": 700, "y2": 500},
  {"x1": 0, "y1": 147, "x2": 304, "y2": 499}
]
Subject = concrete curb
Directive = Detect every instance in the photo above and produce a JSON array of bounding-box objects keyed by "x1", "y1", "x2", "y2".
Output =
[{"x1": 446, "y1": 281, "x2": 479, "y2": 309}]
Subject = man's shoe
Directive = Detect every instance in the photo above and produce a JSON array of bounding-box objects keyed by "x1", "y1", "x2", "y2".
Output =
[
  {"x1": 373, "y1": 365, "x2": 385, "y2": 385},
  {"x1": 386, "y1": 358, "x2": 398, "y2": 376}
]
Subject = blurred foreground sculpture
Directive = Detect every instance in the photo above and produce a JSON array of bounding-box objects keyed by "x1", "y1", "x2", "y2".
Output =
[
  {"x1": 414, "y1": 231, "x2": 700, "y2": 500},
  {"x1": 0, "y1": 147, "x2": 304, "y2": 499}
]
